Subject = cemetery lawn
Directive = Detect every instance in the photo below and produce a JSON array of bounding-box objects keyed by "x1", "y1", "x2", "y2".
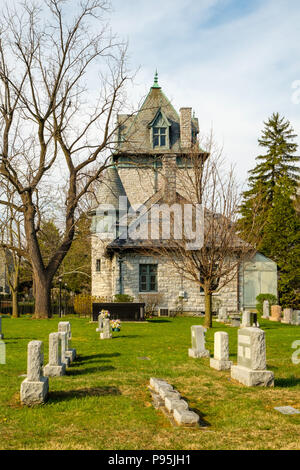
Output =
[{"x1": 0, "y1": 316, "x2": 300, "y2": 450}]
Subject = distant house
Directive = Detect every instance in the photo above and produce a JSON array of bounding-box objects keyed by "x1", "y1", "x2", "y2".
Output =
[{"x1": 91, "y1": 74, "x2": 277, "y2": 314}]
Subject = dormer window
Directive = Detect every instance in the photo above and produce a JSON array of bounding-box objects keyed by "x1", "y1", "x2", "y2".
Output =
[
  {"x1": 148, "y1": 108, "x2": 171, "y2": 150},
  {"x1": 153, "y1": 127, "x2": 166, "y2": 147}
]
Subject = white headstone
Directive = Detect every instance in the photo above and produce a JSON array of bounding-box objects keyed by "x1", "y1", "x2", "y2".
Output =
[
  {"x1": 231, "y1": 327, "x2": 274, "y2": 386},
  {"x1": 188, "y1": 325, "x2": 210, "y2": 358},
  {"x1": 96, "y1": 314, "x2": 104, "y2": 332},
  {"x1": 262, "y1": 300, "x2": 270, "y2": 319},
  {"x1": 241, "y1": 311, "x2": 252, "y2": 328},
  {"x1": 20, "y1": 341, "x2": 49, "y2": 405},
  {"x1": 58, "y1": 321, "x2": 76, "y2": 361},
  {"x1": 100, "y1": 318, "x2": 112, "y2": 339},
  {"x1": 59, "y1": 331, "x2": 70, "y2": 366},
  {"x1": 282, "y1": 308, "x2": 293, "y2": 324},
  {"x1": 210, "y1": 331, "x2": 232, "y2": 370},
  {"x1": 292, "y1": 310, "x2": 300, "y2": 326},
  {"x1": 44, "y1": 333, "x2": 66, "y2": 377},
  {"x1": 217, "y1": 307, "x2": 228, "y2": 322}
]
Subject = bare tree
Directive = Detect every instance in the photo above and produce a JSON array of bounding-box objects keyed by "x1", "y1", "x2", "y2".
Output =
[
  {"x1": 141, "y1": 135, "x2": 260, "y2": 328},
  {"x1": 0, "y1": 0, "x2": 132, "y2": 318},
  {"x1": 0, "y1": 183, "x2": 26, "y2": 317}
]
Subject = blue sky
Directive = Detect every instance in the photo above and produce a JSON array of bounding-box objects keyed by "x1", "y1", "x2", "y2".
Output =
[{"x1": 110, "y1": 0, "x2": 300, "y2": 185}]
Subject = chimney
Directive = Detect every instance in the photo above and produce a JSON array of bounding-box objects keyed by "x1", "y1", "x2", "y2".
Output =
[
  {"x1": 163, "y1": 155, "x2": 177, "y2": 203},
  {"x1": 180, "y1": 107, "x2": 192, "y2": 149}
]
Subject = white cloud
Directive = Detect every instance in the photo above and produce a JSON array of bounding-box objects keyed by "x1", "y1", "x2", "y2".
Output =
[{"x1": 111, "y1": 0, "x2": 300, "y2": 184}]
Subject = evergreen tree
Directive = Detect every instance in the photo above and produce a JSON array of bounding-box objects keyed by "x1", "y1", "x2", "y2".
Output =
[
  {"x1": 260, "y1": 177, "x2": 300, "y2": 308},
  {"x1": 239, "y1": 113, "x2": 299, "y2": 244}
]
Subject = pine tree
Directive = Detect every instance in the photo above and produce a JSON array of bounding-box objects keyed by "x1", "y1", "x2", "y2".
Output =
[
  {"x1": 239, "y1": 113, "x2": 299, "y2": 244},
  {"x1": 260, "y1": 177, "x2": 300, "y2": 308}
]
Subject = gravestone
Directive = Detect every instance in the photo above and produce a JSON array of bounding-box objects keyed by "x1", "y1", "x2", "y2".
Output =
[
  {"x1": 100, "y1": 318, "x2": 112, "y2": 339},
  {"x1": 0, "y1": 339, "x2": 5, "y2": 364},
  {"x1": 262, "y1": 300, "x2": 270, "y2": 319},
  {"x1": 58, "y1": 321, "x2": 76, "y2": 361},
  {"x1": 217, "y1": 307, "x2": 228, "y2": 323},
  {"x1": 270, "y1": 305, "x2": 282, "y2": 322},
  {"x1": 231, "y1": 327, "x2": 274, "y2": 386},
  {"x1": 44, "y1": 333, "x2": 66, "y2": 377},
  {"x1": 282, "y1": 308, "x2": 293, "y2": 324},
  {"x1": 96, "y1": 314, "x2": 104, "y2": 332},
  {"x1": 241, "y1": 311, "x2": 252, "y2": 327},
  {"x1": 188, "y1": 325, "x2": 209, "y2": 358},
  {"x1": 231, "y1": 315, "x2": 241, "y2": 327},
  {"x1": 210, "y1": 331, "x2": 232, "y2": 370},
  {"x1": 20, "y1": 341, "x2": 49, "y2": 405},
  {"x1": 59, "y1": 331, "x2": 70, "y2": 366},
  {"x1": 0, "y1": 316, "x2": 3, "y2": 340},
  {"x1": 274, "y1": 406, "x2": 300, "y2": 415},
  {"x1": 292, "y1": 310, "x2": 300, "y2": 326}
]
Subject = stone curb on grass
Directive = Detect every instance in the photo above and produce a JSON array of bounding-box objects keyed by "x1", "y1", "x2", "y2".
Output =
[{"x1": 149, "y1": 377, "x2": 199, "y2": 427}]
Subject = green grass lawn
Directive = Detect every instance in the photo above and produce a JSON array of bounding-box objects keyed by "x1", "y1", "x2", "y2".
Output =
[{"x1": 0, "y1": 315, "x2": 299, "y2": 450}]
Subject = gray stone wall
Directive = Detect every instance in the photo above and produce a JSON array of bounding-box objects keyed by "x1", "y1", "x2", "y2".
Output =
[{"x1": 91, "y1": 252, "x2": 238, "y2": 313}]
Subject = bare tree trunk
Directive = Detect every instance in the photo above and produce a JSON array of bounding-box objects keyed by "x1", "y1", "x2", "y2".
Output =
[
  {"x1": 33, "y1": 271, "x2": 52, "y2": 319},
  {"x1": 204, "y1": 287, "x2": 212, "y2": 328},
  {"x1": 12, "y1": 289, "x2": 19, "y2": 318}
]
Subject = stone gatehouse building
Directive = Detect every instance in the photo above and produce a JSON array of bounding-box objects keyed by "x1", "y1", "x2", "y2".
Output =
[{"x1": 91, "y1": 74, "x2": 277, "y2": 314}]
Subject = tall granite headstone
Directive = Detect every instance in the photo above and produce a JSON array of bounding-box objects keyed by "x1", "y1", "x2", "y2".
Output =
[
  {"x1": 231, "y1": 327, "x2": 274, "y2": 386},
  {"x1": 20, "y1": 341, "x2": 49, "y2": 405}
]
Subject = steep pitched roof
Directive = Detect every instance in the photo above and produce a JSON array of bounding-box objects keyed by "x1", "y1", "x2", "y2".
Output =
[
  {"x1": 94, "y1": 166, "x2": 130, "y2": 208},
  {"x1": 116, "y1": 75, "x2": 198, "y2": 155}
]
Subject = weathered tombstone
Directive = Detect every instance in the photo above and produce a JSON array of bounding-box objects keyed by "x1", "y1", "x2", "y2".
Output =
[
  {"x1": 59, "y1": 332, "x2": 70, "y2": 366},
  {"x1": 96, "y1": 314, "x2": 104, "y2": 332},
  {"x1": 210, "y1": 331, "x2": 232, "y2": 370},
  {"x1": 241, "y1": 311, "x2": 252, "y2": 328},
  {"x1": 217, "y1": 307, "x2": 228, "y2": 323},
  {"x1": 292, "y1": 310, "x2": 300, "y2": 326},
  {"x1": 0, "y1": 339, "x2": 5, "y2": 364},
  {"x1": 231, "y1": 315, "x2": 241, "y2": 327},
  {"x1": 270, "y1": 305, "x2": 282, "y2": 322},
  {"x1": 262, "y1": 300, "x2": 270, "y2": 319},
  {"x1": 231, "y1": 327, "x2": 274, "y2": 386},
  {"x1": 100, "y1": 318, "x2": 112, "y2": 339},
  {"x1": 0, "y1": 316, "x2": 4, "y2": 340},
  {"x1": 58, "y1": 321, "x2": 76, "y2": 361},
  {"x1": 188, "y1": 325, "x2": 209, "y2": 358},
  {"x1": 20, "y1": 341, "x2": 49, "y2": 405},
  {"x1": 44, "y1": 333, "x2": 66, "y2": 377},
  {"x1": 282, "y1": 308, "x2": 293, "y2": 325}
]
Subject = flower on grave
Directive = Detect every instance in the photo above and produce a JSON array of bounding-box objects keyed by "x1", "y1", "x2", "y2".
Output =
[
  {"x1": 110, "y1": 319, "x2": 121, "y2": 330},
  {"x1": 99, "y1": 309, "x2": 110, "y2": 318}
]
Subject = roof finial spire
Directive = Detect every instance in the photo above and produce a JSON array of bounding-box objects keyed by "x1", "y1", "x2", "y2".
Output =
[{"x1": 152, "y1": 69, "x2": 161, "y2": 89}]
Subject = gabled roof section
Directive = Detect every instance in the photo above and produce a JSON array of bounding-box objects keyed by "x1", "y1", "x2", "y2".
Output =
[{"x1": 148, "y1": 108, "x2": 171, "y2": 128}]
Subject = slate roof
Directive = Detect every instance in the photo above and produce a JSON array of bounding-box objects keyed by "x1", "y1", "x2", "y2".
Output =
[
  {"x1": 92, "y1": 166, "x2": 130, "y2": 209},
  {"x1": 116, "y1": 77, "x2": 199, "y2": 155}
]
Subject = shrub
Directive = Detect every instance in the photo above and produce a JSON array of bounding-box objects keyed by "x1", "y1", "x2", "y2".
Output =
[
  {"x1": 114, "y1": 294, "x2": 134, "y2": 303},
  {"x1": 256, "y1": 293, "x2": 277, "y2": 315}
]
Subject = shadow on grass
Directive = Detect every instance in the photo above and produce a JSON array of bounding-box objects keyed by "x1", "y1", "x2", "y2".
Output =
[
  {"x1": 275, "y1": 376, "x2": 300, "y2": 388},
  {"x1": 189, "y1": 407, "x2": 210, "y2": 427},
  {"x1": 147, "y1": 319, "x2": 171, "y2": 323},
  {"x1": 112, "y1": 335, "x2": 140, "y2": 339},
  {"x1": 48, "y1": 386, "x2": 121, "y2": 403},
  {"x1": 75, "y1": 353, "x2": 120, "y2": 363},
  {"x1": 67, "y1": 365, "x2": 115, "y2": 376}
]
